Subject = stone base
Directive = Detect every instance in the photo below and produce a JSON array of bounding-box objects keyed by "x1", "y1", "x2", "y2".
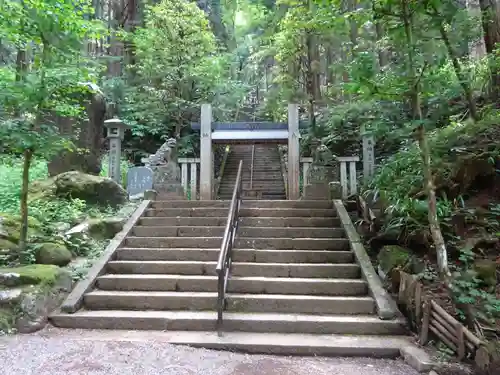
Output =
[
  {"x1": 151, "y1": 183, "x2": 185, "y2": 201},
  {"x1": 153, "y1": 183, "x2": 183, "y2": 195},
  {"x1": 302, "y1": 181, "x2": 343, "y2": 200},
  {"x1": 329, "y1": 181, "x2": 342, "y2": 199},
  {"x1": 303, "y1": 183, "x2": 330, "y2": 200}
]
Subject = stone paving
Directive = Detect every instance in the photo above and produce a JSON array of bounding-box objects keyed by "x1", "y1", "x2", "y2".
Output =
[{"x1": 0, "y1": 327, "x2": 420, "y2": 375}]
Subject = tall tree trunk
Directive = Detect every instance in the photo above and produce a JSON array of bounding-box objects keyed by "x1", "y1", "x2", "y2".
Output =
[
  {"x1": 402, "y1": 0, "x2": 423, "y2": 120},
  {"x1": 467, "y1": 0, "x2": 488, "y2": 59},
  {"x1": 414, "y1": 125, "x2": 450, "y2": 278},
  {"x1": 479, "y1": 0, "x2": 500, "y2": 98},
  {"x1": 430, "y1": 3, "x2": 480, "y2": 120},
  {"x1": 438, "y1": 23, "x2": 480, "y2": 121},
  {"x1": 373, "y1": 1, "x2": 388, "y2": 68},
  {"x1": 18, "y1": 149, "x2": 32, "y2": 258}
]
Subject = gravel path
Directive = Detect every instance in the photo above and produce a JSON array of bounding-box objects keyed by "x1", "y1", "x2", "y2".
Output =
[{"x1": 0, "y1": 327, "x2": 419, "y2": 375}]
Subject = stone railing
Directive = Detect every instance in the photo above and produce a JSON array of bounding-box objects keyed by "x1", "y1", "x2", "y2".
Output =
[
  {"x1": 278, "y1": 145, "x2": 288, "y2": 198},
  {"x1": 338, "y1": 156, "x2": 359, "y2": 198},
  {"x1": 300, "y1": 157, "x2": 313, "y2": 189},
  {"x1": 300, "y1": 156, "x2": 359, "y2": 199},
  {"x1": 179, "y1": 158, "x2": 200, "y2": 200}
]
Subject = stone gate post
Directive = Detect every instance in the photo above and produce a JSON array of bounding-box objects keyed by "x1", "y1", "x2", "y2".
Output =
[
  {"x1": 200, "y1": 104, "x2": 213, "y2": 200},
  {"x1": 287, "y1": 104, "x2": 300, "y2": 200}
]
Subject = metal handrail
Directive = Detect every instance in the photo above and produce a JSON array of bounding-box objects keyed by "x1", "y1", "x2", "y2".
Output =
[{"x1": 215, "y1": 159, "x2": 243, "y2": 336}]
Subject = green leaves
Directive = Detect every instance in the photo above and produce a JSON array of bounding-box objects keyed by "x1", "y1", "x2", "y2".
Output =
[
  {"x1": 117, "y1": 0, "x2": 244, "y2": 141},
  {"x1": 0, "y1": 0, "x2": 103, "y2": 155}
]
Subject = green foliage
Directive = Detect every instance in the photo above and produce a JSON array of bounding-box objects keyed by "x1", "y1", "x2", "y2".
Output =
[
  {"x1": 0, "y1": 0, "x2": 105, "y2": 155},
  {"x1": 0, "y1": 156, "x2": 47, "y2": 213},
  {"x1": 112, "y1": 0, "x2": 246, "y2": 143},
  {"x1": 0, "y1": 155, "x2": 120, "y2": 267},
  {"x1": 451, "y1": 247, "x2": 500, "y2": 322}
]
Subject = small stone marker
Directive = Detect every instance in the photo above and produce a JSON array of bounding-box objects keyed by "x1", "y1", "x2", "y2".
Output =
[
  {"x1": 126, "y1": 166, "x2": 154, "y2": 196},
  {"x1": 104, "y1": 118, "x2": 130, "y2": 185},
  {"x1": 362, "y1": 128, "x2": 375, "y2": 184}
]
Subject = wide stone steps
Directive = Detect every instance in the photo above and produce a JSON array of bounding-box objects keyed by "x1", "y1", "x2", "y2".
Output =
[
  {"x1": 219, "y1": 184, "x2": 285, "y2": 191},
  {"x1": 51, "y1": 311, "x2": 407, "y2": 336},
  {"x1": 145, "y1": 207, "x2": 338, "y2": 217},
  {"x1": 96, "y1": 275, "x2": 367, "y2": 295},
  {"x1": 138, "y1": 216, "x2": 341, "y2": 227},
  {"x1": 50, "y1": 198, "x2": 409, "y2": 357},
  {"x1": 106, "y1": 261, "x2": 360, "y2": 278},
  {"x1": 83, "y1": 290, "x2": 376, "y2": 314},
  {"x1": 149, "y1": 200, "x2": 332, "y2": 208},
  {"x1": 115, "y1": 248, "x2": 354, "y2": 263},
  {"x1": 220, "y1": 144, "x2": 285, "y2": 199},
  {"x1": 123, "y1": 236, "x2": 349, "y2": 249},
  {"x1": 132, "y1": 226, "x2": 345, "y2": 238}
]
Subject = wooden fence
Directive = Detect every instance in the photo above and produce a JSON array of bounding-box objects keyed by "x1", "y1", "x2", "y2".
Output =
[
  {"x1": 398, "y1": 271, "x2": 484, "y2": 362},
  {"x1": 355, "y1": 195, "x2": 490, "y2": 366}
]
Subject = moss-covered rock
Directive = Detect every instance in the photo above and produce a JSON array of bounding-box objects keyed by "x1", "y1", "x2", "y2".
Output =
[
  {"x1": 378, "y1": 245, "x2": 412, "y2": 274},
  {"x1": 377, "y1": 245, "x2": 425, "y2": 278},
  {"x1": 0, "y1": 307, "x2": 16, "y2": 333},
  {"x1": 0, "y1": 266, "x2": 72, "y2": 334},
  {"x1": 35, "y1": 243, "x2": 72, "y2": 266},
  {"x1": 0, "y1": 238, "x2": 17, "y2": 252},
  {"x1": 87, "y1": 217, "x2": 124, "y2": 239},
  {"x1": 0, "y1": 212, "x2": 43, "y2": 244},
  {"x1": 29, "y1": 171, "x2": 128, "y2": 207},
  {"x1": 474, "y1": 259, "x2": 497, "y2": 289},
  {"x1": 0, "y1": 264, "x2": 62, "y2": 287}
]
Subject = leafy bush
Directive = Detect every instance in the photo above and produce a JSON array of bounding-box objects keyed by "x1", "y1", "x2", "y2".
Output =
[
  {"x1": 0, "y1": 156, "x2": 48, "y2": 213},
  {"x1": 0, "y1": 155, "x2": 122, "y2": 227},
  {"x1": 365, "y1": 113, "x2": 500, "y2": 238}
]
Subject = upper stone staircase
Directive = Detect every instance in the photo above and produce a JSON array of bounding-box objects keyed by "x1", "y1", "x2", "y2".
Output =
[
  {"x1": 218, "y1": 144, "x2": 286, "y2": 200},
  {"x1": 51, "y1": 198, "x2": 409, "y2": 356}
]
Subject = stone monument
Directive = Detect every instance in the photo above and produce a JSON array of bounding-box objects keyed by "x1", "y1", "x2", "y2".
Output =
[
  {"x1": 104, "y1": 118, "x2": 129, "y2": 185},
  {"x1": 141, "y1": 138, "x2": 184, "y2": 200}
]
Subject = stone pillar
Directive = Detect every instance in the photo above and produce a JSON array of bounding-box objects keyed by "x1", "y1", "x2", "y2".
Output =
[
  {"x1": 200, "y1": 104, "x2": 213, "y2": 200},
  {"x1": 287, "y1": 104, "x2": 300, "y2": 200},
  {"x1": 104, "y1": 118, "x2": 129, "y2": 185},
  {"x1": 362, "y1": 127, "x2": 375, "y2": 184}
]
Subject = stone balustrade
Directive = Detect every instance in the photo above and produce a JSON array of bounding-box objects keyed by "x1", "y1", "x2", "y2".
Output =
[{"x1": 179, "y1": 158, "x2": 200, "y2": 200}]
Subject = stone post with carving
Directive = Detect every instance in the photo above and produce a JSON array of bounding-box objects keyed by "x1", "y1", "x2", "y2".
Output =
[{"x1": 104, "y1": 118, "x2": 129, "y2": 185}]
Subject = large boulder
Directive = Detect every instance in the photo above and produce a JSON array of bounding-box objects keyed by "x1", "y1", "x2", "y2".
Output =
[
  {"x1": 30, "y1": 171, "x2": 128, "y2": 207},
  {"x1": 87, "y1": 217, "x2": 125, "y2": 239},
  {"x1": 0, "y1": 213, "x2": 43, "y2": 261},
  {"x1": 473, "y1": 259, "x2": 497, "y2": 290},
  {"x1": 377, "y1": 245, "x2": 425, "y2": 280},
  {"x1": 0, "y1": 213, "x2": 42, "y2": 243},
  {"x1": 0, "y1": 265, "x2": 72, "y2": 334},
  {"x1": 35, "y1": 242, "x2": 73, "y2": 266}
]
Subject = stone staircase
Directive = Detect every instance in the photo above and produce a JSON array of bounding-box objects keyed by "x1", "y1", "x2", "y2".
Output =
[
  {"x1": 218, "y1": 144, "x2": 286, "y2": 200},
  {"x1": 51, "y1": 199, "x2": 409, "y2": 356}
]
